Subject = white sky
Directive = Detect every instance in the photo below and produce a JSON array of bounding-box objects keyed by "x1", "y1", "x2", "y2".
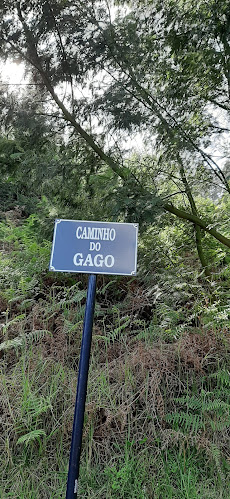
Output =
[{"x1": 0, "y1": 60, "x2": 28, "y2": 85}]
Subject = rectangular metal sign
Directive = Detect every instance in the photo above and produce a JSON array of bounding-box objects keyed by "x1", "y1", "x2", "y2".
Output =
[{"x1": 50, "y1": 219, "x2": 138, "y2": 276}]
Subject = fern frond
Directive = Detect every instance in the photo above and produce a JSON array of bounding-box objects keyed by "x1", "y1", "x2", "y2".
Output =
[
  {"x1": 98, "y1": 279, "x2": 117, "y2": 294},
  {"x1": 17, "y1": 429, "x2": 46, "y2": 446},
  {"x1": 63, "y1": 289, "x2": 86, "y2": 305},
  {"x1": 210, "y1": 444, "x2": 224, "y2": 479},
  {"x1": 212, "y1": 388, "x2": 230, "y2": 402},
  {"x1": 62, "y1": 319, "x2": 83, "y2": 335},
  {"x1": 203, "y1": 399, "x2": 230, "y2": 412},
  {"x1": 22, "y1": 394, "x2": 52, "y2": 419},
  {"x1": 26, "y1": 329, "x2": 52, "y2": 344},
  {"x1": 174, "y1": 396, "x2": 202, "y2": 410},
  {"x1": 108, "y1": 317, "x2": 131, "y2": 342},
  {"x1": 0, "y1": 336, "x2": 24, "y2": 351},
  {"x1": 1, "y1": 314, "x2": 26, "y2": 334},
  {"x1": 209, "y1": 416, "x2": 230, "y2": 432},
  {"x1": 165, "y1": 411, "x2": 204, "y2": 433},
  {"x1": 0, "y1": 329, "x2": 52, "y2": 352},
  {"x1": 174, "y1": 393, "x2": 230, "y2": 413},
  {"x1": 210, "y1": 370, "x2": 230, "y2": 388}
]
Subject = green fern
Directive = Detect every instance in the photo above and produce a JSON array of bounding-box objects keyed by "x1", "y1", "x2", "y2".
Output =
[
  {"x1": 62, "y1": 319, "x2": 83, "y2": 335},
  {"x1": 174, "y1": 395, "x2": 203, "y2": 411},
  {"x1": 210, "y1": 369, "x2": 230, "y2": 388},
  {"x1": 26, "y1": 329, "x2": 52, "y2": 344},
  {"x1": 175, "y1": 394, "x2": 230, "y2": 413},
  {"x1": 168, "y1": 387, "x2": 230, "y2": 438},
  {"x1": 16, "y1": 429, "x2": 46, "y2": 446},
  {"x1": 209, "y1": 417, "x2": 230, "y2": 432},
  {"x1": 210, "y1": 444, "x2": 224, "y2": 480},
  {"x1": 98, "y1": 279, "x2": 117, "y2": 295},
  {"x1": 0, "y1": 329, "x2": 52, "y2": 351},
  {"x1": 108, "y1": 317, "x2": 131, "y2": 343},
  {"x1": 22, "y1": 393, "x2": 52, "y2": 420},
  {"x1": 204, "y1": 399, "x2": 229, "y2": 412},
  {"x1": 1, "y1": 314, "x2": 26, "y2": 334},
  {"x1": 165, "y1": 411, "x2": 204, "y2": 433},
  {"x1": 212, "y1": 388, "x2": 230, "y2": 402},
  {"x1": 0, "y1": 336, "x2": 25, "y2": 351}
]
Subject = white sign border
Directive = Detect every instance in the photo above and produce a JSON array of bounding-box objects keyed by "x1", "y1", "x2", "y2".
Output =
[{"x1": 49, "y1": 219, "x2": 138, "y2": 276}]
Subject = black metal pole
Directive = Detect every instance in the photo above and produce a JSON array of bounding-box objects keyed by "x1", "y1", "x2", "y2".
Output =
[{"x1": 66, "y1": 273, "x2": 97, "y2": 499}]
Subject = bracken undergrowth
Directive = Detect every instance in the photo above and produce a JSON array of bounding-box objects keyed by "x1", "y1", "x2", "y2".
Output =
[{"x1": 0, "y1": 215, "x2": 229, "y2": 498}]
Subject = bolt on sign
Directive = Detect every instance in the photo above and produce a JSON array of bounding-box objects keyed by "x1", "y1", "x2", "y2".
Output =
[{"x1": 50, "y1": 219, "x2": 138, "y2": 276}]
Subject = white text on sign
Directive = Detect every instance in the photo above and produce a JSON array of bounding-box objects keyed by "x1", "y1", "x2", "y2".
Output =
[
  {"x1": 73, "y1": 225, "x2": 115, "y2": 268},
  {"x1": 76, "y1": 226, "x2": 116, "y2": 241}
]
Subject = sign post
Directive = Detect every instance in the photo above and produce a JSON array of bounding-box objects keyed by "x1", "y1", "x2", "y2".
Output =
[
  {"x1": 50, "y1": 220, "x2": 138, "y2": 498},
  {"x1": 66, "y1": 273, "x2": 97, "y2": 498}
]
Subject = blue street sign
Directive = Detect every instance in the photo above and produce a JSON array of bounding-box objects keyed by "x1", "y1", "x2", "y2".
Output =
[{"x1": 50, "y1": 219, "x2": 138, "y2": 276}]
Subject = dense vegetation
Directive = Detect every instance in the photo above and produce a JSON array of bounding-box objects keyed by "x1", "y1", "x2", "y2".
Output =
[{"x1": 0, "y1": 1, "x2": 229, "y2": 497}]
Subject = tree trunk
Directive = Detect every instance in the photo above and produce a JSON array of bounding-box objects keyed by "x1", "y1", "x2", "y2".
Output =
[{"x1": 178, "y1": 160, "x2": 211, "y2": 277}]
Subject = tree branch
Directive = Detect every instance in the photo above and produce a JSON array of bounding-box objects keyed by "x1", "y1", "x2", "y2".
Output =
[{"x1": 163, "y1": 203, "x2": 230, "y2": 248}]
